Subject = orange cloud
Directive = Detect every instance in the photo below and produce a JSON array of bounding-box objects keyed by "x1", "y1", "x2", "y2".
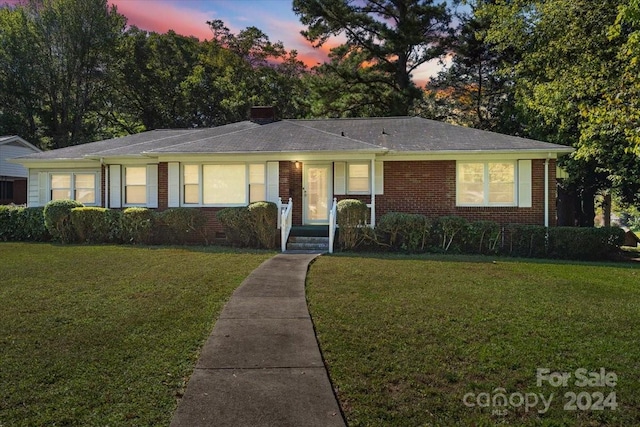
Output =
[{"x1": 108, "y1": 0, "x2": 215, "y2": 40}]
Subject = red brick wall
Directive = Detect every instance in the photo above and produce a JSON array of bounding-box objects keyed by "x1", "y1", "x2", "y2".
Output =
[
  {"x1": 376, "y1": 160, "x2": 556, "y2": 226},
  {"x1": 149, "y1": 159, "x2": 556, "y2": 243},
  {"x1": 158, "y1": 162, "x2": 168, "y2": 210}
]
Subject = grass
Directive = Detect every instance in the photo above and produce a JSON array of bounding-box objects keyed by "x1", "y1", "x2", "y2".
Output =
[
  {"x1": 306, "y1": 254, "x2": 640, "y2": 426},
  {"x1": 0, "y1": 243, "x2": 272, "y2": 427}
]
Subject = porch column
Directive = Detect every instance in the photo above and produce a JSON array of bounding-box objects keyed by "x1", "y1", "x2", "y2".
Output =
[
  {"x1": 370, "y1": 158, "x2": 376, "y2": 227},
  {"x1": 544, "y1": 158, "x2": 549, "y2": 228}
]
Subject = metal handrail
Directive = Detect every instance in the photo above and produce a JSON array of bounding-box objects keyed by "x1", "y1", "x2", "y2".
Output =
[
  {"x1": 328, "y1": 198, "x2": 338, "y2": 253},
  {"x1": 281, "y1": 198, "x2": 293, "y2": 252}
]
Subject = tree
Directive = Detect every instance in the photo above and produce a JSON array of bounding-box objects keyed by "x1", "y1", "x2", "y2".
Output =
[
  {"x1": 0, "y1": 0, "x2": 125, "y2": 149},
  {"x1": 294, "y1": 0, "x2": 452, "y2": 116},
  {"x1": 419, "y1": 5, "x2": 518, "y2": 132},
  {"x1": 477, "y1": 0, "x2": 636, "y2": 226}
]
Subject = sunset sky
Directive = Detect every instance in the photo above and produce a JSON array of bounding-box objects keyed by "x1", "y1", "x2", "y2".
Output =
[{"x1": 3, "y1": 0, "x2": 449, "y2": 85}]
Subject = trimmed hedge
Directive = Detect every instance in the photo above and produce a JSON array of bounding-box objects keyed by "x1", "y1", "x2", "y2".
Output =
[
  {"x1": 44, "y1": 200, "x2": 84, "y2": 243},
  {"x1": 548, "y1": 227, "x2": 625, "y2": 261},
  {"x1": 504, "y1": 224, "x2": 547, "y2": 258},
  {"x1": 70, "y1": 207, "x2": 121, "y2": 244},
  {"x1": 121, "y1": 208, "x2": 155, "y2": 244},
  {"x1": 376, "y1": 212, "x2": 430, "y2": 252},
  {"x1": 216, "y1": 202, "x2": 278, "y2": 248},
  {"x1": 160, "y1": 208, "x2": 208, "y2": 244},
  {"x1": 248, "y1": 202, "x2": 278, "y2": 249},
  {"x1": 465, "y1": 220, "x2": 501, "y2": 255},
  {"x1": 337, "y1": 199, "x2": 368, "y2": 250},
  {"x1": 0, "y1": 205, "x2": 49, "y2": 241}
]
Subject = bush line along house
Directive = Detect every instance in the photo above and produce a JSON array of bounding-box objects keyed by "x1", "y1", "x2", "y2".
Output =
[{"x1": 13, "y1": 107, "x2": 573, "y2": 246}]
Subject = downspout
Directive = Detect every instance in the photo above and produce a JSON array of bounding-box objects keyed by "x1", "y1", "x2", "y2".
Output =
[
  {"x1": 370, "y1": 158, "x2": 376, "y2": 227},
  {"x1": 544, "y1": 158, "x2": 549, "y2": 228}
]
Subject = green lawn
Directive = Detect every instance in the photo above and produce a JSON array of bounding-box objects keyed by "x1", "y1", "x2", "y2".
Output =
[
  {"x1": 0, "y1": 243, "x2": 272, "y2": 426},
  {"x1": 307, "y1": 254, "x2": 640, "y2": 426}
]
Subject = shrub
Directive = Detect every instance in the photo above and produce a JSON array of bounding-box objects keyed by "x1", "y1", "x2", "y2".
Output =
[
  {"x1": 70, "y1": 207, "x2": 116, "y2": 243},
  {"x1": 44, "y1": 199, "x2": 84, "y2": 243},
  {"x1": 433, "y1": 216, "x2": 469, "y2": 252},
  {"x1": 505, "y1": 224, "x2": 547, "y2": 258},
  {"x1": 337, "y1": 199, "x2": 369, "y2": 250},
  {"x1": 465, "y1": 220, "x2": 501, "y2": 255},
  {"x1": 160, "y1": 208, "x2": 208, "y2": 244},
  {"x1": 548, "y1": 227, "x2": 625, "y2": 260},
  {"x1": 121, "y1": 208, "x2": 155, "y2": 244},
  {"x1": 0, "y1": 206, "x2": 48, "y2": 241},
  {"x1": 217, "y1": 207, "x2": 253, "y2": 247},
  {"x1": 376, "y1": 212, "x2": 431, "y2": 252},
  {"x1": 248, "y1": 201, "x2": 278, "y2": 249}
]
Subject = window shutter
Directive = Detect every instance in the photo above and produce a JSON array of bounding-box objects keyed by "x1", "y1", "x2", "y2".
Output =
[
  {"x1": 375, "y1": 161, "x2": 384, "y2": 195},
  {"x1": 334, "y1": 162, "x2": 346, "y2": 194},
  {"x1": 109, "y1": 165, "x2": 121, "y2": 208},
  {"x1": 146, "y1": 164, "x2": 158, "y2": 208},
  {"x1": 266, "y1": 161, "x2": 279, "y2": 203},
  {"x1": 518, "y1": 160, "x2": 532, "y2": 208},
  {"x1": 168, "y1": 162, "x2": 180, "y2": 207},
  {"x1": 38, "y1": 172, "x2": 48, "y2": 206}
]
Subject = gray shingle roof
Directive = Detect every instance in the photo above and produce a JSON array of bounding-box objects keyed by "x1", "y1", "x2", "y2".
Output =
[{"x1": 14, "y1": 117, "x2": 572, "y2": 161}]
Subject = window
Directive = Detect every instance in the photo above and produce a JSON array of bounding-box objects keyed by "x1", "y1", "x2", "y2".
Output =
[
  {"x1": 0, "y1": 181, "x2": 14, "y2": 200},
  {"x1": 183, "y1": 164, "x2": 199, "y2": 204},
  {"x1": 457, "y1": 162, "x2": 516, "y2": 206},
  {"x1": 348, "y1": 163, "x2": 370, "y2": 193},
  {"x1": 50, "y1": 173, "x2": 97, "y2": 204},
  {"x1": 249, "y1": 164, "x2": 266, "y2": 202},
  {"x1": 125, "y1": 166, "x2": 146, "y2": 205},
  {"x1": 202, "y1": 164, "x2": 246, "y2": 205}
]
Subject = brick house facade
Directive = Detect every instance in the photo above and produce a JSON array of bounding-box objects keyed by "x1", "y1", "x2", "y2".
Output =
[{"x1": 13, "y1": 115, "x2": 571, "y2": 245}]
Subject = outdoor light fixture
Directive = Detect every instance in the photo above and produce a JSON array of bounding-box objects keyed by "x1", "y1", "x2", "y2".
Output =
[{"x1": 295, "y1": 161, "x2": 300, "y2": 169}]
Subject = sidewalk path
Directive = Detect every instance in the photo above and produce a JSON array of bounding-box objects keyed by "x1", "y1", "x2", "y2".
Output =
[{"x1": 170, "y1": 253, "x2": 346, "y2": 427}]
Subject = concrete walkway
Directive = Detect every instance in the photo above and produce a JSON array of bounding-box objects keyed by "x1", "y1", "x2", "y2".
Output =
[{"x1": 170, "y1": 254, "x2": 346, "y2": 427}]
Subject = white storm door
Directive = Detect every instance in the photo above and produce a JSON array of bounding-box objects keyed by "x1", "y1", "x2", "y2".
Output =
[{"x1": 303, "y1": 164, "x2": 332, "y2": 225}]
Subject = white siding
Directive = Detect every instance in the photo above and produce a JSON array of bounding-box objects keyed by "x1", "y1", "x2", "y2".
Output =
[
  {"x1": 0, "y1": 143, "x2": 34, "y2": 178},
  {"x1": 518, "y1": 160, "x2": 532, "y2": 208}
]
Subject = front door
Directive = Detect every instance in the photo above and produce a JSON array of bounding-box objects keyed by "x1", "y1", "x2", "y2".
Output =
[{"x1": 303, "y1": 163, "x2": 332, "y2": 225}]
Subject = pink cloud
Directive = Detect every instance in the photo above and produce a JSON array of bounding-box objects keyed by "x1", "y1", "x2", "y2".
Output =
[{"x1": 108, "y1": 0, "x2": 215, "y2": 40}]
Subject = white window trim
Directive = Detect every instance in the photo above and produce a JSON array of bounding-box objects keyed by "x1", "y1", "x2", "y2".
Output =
[
  {"x1": 48, "y1": 171, "x2": 100, "y2": 206},
  {"x1": 456, "y1": 161, "x2": 517, "y2": 207},
  {"x1": 180, "y1": 163, "x2": 268, "y2": 207},
  {"x1": 122, "y1": 165, "x2": 149, "y2": 207}
]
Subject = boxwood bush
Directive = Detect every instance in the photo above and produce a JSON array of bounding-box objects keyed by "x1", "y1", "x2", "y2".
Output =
[
  {"x1": 44, "y1": 199, "x2": 84, "y2": 243},
  {"x1": 504, "y1": 224, "x2": 547, "y2": 258},
  {"x1": 465, "y1": 220, "x2": 501, "y2": 255},
  {"x1": 217, "y1": 207, "x2": 253, "y2": 247},
  {"x1": 248, "y1": 201, "x2": 278, "y2": 249},
  {"x1": 375, "y1": 212, "x2": 431, "y2": 252},
  {"x1": 70, "y1": 207, "x2": 121, "y2": 244},
  {"x1": 337, "y1": 199, "x2": 369, "y2": 250},
  {"x1": 548, "y1": 226, "x2": 625, "y2": 260},
  {"x1": 160, "y1": 208, "x2": 208, "y2": 244},
  {"x1": 121, "y1": 207, "x2": 155, "y2": 244},
  {"x1": 0, "y1": 205, "x2": 49, "y2": 241}
]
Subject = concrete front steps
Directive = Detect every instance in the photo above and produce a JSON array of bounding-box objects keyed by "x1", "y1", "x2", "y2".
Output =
[{"x1": 286, "y1": 236, "x2": 330, "y2": 253}]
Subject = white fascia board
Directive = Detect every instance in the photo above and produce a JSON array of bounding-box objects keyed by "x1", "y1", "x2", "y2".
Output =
[
  {"x1": 10, "y1": 159, "x2": 101, "y2": 169},
  {"x1": 93, "y1": 157, "x2": 160, "y2": 165},
  {"x1": 378, "y1": 150, "x2": 571, "y2": 161}
]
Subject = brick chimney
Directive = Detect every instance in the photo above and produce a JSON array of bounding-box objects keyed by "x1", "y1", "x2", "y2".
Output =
[{"x1": 249, "y1": 106, "x2": 277, "y2": 124}]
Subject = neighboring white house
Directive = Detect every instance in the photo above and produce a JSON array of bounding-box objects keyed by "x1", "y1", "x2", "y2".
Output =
[{"x1": 0, "y1": 136, "x2": 42, "y2": 205}]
